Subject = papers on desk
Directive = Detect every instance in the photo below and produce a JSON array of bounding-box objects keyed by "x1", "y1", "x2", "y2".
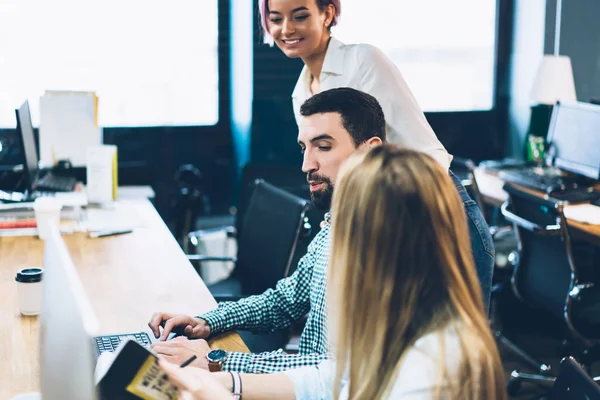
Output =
[
  {"x1": 0, "y1": 201, "x2": 82, "y2": 236},
  {"x1": 39, "y1": 91, "x2": 102, "y2": 167},
  {"x1": 564, "y1": 204, "x2": 600, "y2": 225},
  {"x1": 79, "y1": 202, "x2": 146, "y2": 232},
  {"x1": 0, "y1": 192, "x2": 87, "y2": 211}
]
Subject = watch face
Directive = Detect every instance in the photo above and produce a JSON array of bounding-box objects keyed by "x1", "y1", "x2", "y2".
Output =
[{"x1": 207, "y1": 349, "x2": 227, "y2": 362}]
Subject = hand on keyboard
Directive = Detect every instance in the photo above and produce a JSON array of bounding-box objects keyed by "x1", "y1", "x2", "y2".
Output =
[{"x1": 95, "y1": 332, "x2": 151, "y2": 356}]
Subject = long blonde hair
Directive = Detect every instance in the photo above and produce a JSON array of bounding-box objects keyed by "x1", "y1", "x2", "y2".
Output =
[{"x1": 328, "y1": 145, "x2": 506, "y2": 399}]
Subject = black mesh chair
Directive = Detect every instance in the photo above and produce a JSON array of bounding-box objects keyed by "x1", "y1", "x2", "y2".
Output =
[
  {"x1": 499, "y1": 183, "x2": 600, "y2": 395},
  {"x1": 186, "y1": 180, "x2": 309, "y2": 353},
  {"x1": 187, "y1": 179, "x2": 309, "y2": 300},
  {"x1": 550, "y1": 357, "x2": 600, "y2": 400}
]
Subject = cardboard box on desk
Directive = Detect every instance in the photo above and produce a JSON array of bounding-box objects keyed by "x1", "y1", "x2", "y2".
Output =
[{"x1": 87, "y1": 145, "x2": 118, "y2": 205}]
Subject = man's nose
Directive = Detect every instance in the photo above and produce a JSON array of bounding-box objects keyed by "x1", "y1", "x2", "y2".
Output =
[{"x1": 302, "y1": 152, "x2": 317, "y2": 174}]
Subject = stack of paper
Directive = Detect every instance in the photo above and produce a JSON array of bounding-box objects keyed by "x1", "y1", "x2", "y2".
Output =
[{"x1": 39, "y1": 91, "x2": 102, "y2": 167}]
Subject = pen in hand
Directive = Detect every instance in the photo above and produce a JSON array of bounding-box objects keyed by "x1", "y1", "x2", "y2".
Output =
[{"x1": 179, "y1": 355, "x2": 197, "y2": 368}]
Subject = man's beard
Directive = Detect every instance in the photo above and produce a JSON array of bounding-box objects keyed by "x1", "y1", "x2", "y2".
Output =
[{"x1": 308, "y1": 173, "x2": 333, "y2": 210}]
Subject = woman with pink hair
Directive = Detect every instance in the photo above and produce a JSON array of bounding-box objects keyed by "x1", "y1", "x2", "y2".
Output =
[{"x1": 258, "y1": 0, "x2": 451, "y2": 169}]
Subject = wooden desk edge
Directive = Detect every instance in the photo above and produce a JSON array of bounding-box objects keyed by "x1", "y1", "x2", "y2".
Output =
[{"x1": 209, "y1": 331, "x2": 250, "y2": 353}]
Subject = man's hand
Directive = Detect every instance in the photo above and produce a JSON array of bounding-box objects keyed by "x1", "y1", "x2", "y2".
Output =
[
  {"x1": 151, "y1": 337, "x2": 212, "y2": 370},
  {"x1": 148, "y1": 312, "x2": 210, "y2": 341}
]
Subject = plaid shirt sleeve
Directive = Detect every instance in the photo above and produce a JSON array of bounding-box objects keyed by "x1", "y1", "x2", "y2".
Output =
[
  {"x1": 198, "y1": 250, "x2": 315, "y2": 335},
  {"x1": 223, "y1": 350, "x2": 333, "y2": 374}
]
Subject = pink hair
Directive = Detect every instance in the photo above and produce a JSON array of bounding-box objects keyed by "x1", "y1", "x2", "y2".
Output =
[{"x1": 258, "y1": 0, "x2": 341, "y2": 45}]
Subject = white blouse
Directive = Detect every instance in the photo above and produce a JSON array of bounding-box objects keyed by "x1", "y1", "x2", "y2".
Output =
[
  {"x1": 292, "y1": 37, "x2": 452, "y2": 171},
  {"x1": 284, "y1": 327, "x2": 463, "y2": 399}
]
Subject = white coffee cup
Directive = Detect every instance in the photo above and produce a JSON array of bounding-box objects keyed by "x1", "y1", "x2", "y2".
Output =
[
  {"x1": 33, "y1": 197, "x2": 62, "y2": 240},
  {"x1": 16, "y1": 268, "x2": 44, "y2": 316}
]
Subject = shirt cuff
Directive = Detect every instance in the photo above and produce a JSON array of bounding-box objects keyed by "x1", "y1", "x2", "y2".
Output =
[
  {"x1": 197, "y1": 309, "x2": 227, "y2": 334},
  {"x1": 222, "y1": 351, "x2": 252, "y2": 373}
]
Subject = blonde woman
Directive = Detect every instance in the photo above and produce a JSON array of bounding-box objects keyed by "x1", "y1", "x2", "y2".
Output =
[{"x1": 160, "y1": 145, "x2": 506, "y2": 399}]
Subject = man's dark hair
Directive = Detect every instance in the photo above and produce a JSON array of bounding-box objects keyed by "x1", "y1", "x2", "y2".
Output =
[{"x1": 299, "y1": 87, "x2": 386, "y2": 146}]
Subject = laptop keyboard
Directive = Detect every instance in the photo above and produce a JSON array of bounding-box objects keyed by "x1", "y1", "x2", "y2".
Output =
[
  {"x1": 36, "y1": 172, "x2": 77, "y2": 192},
  {"x1": 499, "y1": 168, "x2": 567, "y2": 192},
  {"x1": 95, "y1": 332, "x2": 152, "y2": 356}
]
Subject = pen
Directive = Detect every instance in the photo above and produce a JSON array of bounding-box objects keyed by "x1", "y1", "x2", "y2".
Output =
[
  {"x1": 89, "y1": 229, "x2": 133, "y2": 238},
  {"x1": 179, "y1": 355, "x2": 197, "y2": 368}
]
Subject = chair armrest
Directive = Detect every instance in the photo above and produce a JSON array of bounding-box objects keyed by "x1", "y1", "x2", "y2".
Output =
[
  {"x1": 500, "y1": 201, "x2": 561, "y2": 235},
  {"x1": 186, "y1": 255, "x2": 237, "y2": 263},
  {"x1": 188, "y1": 226, "x2": 236, "y2": 240}
]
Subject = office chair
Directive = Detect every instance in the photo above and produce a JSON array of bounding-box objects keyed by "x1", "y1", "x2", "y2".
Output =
[
  {"x1": 187, "y1": 179, "x2": 309, "y2": 353},
  {"x1": 186, "y1": 163, "x2": 321, "y2": 280},
  {"x1": 187, "y1": 179, "x2": 309, "y2": 299},
  {"x1": 171, "y1": 164, "x2": 207, "y2": 246},
  {"x1": 550, "y1": 356, "x2": 600, "y2": 400},
  {"x1": 499, "y1": 183, "x2": 600, "y2": 395}
]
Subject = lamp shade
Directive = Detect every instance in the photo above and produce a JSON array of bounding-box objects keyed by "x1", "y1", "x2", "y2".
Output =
[{"x1": 530, "y1": 55, "x2": 577, "y2": 105}]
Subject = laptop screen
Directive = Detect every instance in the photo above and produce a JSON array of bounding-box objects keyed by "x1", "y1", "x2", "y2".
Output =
[
  {"x1": 15, "y1": 100, "x2": 40, "y2": 191},
  {"x1": 547, "y1": 101, "x2": 600, "y2": 180}
]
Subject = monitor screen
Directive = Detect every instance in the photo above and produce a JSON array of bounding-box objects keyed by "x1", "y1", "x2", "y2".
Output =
[
  {"x1": 547, "y1": 101, "x2": 600, "y2": 180},
  {"x1": 15, "y1": 101, "x2": 40, "y2": 188}
]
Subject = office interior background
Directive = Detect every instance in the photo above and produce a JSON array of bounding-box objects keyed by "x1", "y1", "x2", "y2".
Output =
[
  {"x1": 3, "y1": 0, "x2": 598, "y2": 221},
  {"x1": 2, "y1": 0, "x2": 600, "y2": 398}
]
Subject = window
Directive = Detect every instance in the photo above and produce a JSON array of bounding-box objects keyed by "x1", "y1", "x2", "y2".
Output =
[
  {"x1": 0, "y1": 0, "x2": 218, "y2": 128},
  {"x1": 333, "y1": 0, "x2": 497, "y2": 112}
]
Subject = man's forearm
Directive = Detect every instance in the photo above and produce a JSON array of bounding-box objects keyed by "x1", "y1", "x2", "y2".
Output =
[
  {"x1": 223, "y1": 350, "x2": 331, "y2": 374},
  {"x1": 200, "y1": 264, "x2": 312, "y2": 335},
  {"x1": 213, "y1": 371, "x2": 295, "y2": 400}
]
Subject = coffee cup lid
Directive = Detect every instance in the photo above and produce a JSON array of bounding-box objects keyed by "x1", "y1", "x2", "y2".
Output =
[{"x1": 15, "y1": 268, "x2": 43, "y2": 283}]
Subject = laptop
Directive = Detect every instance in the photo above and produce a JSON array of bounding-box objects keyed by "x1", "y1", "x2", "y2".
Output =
[
  {"x1": 499, "y1": 101, "x2": 600, "y2": 202},
  {"x1": 15, "y1": 100, "x2": 78, "y2": 195},
  {"x1": 40, "y1": 224, "x2": 159, "y2": 399}
]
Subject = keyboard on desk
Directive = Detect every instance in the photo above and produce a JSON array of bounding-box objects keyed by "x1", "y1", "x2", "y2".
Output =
[
  {"x1": 95, "y1": 332, "x2": 152, "y2": 356},
  {"x1": 499, "y1": 168, "x2": 566, "y2": 192},
  {"x1": 500, "y1": 169, "x2": 600, "y2": 203},
  {"x1": 36, "y1": 172, "x2": 78, "y2": 192}
]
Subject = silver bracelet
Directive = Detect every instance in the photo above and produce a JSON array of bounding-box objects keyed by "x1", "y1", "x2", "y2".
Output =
[{"x1": 229, "y1": 371, "x2": 242, "y2": 400}]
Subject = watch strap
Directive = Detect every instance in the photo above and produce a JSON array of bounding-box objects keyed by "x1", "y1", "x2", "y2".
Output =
[{"x1": 208, "y1": 360, "x2": 223, "y2": 372}]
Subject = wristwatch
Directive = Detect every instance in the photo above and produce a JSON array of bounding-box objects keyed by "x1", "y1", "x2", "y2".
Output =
[{"x1": 206, "y1": 349, "x2": 228, "y2": 372}]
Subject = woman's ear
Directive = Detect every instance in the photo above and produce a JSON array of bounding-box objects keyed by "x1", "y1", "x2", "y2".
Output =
[{"x1": 324, "y1": 4, "x2": 335, "y2": 27}]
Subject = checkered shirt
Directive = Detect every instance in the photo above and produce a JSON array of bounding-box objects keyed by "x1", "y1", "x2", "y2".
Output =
[{"x1": 198, "y1": 213, "x2": 332, "y2": 374}]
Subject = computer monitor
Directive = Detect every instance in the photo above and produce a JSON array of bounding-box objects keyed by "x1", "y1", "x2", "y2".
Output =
[
  {"x1": 546, "y1": 101, "x2": 600, "y2": 180},
  {"x1": 15, "y1": 101, "x2": 40, "y2": 191},
  {"x1": 40, "y1": 224, "x2": 99, "y2": 400}
]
